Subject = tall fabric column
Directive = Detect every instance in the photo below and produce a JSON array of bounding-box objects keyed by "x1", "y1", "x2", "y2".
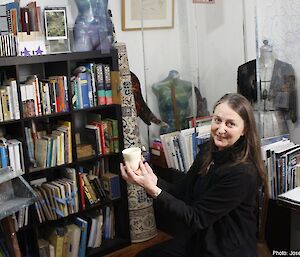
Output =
[{"x1": 115, "y1": 42, "x2": 157, "y2": 242}]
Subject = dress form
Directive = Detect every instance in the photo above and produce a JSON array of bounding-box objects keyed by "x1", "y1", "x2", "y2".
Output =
[
  {"x1": 258, "y1": 40, "x2": 275, "y2": 108},
  {"x1": 152, "y1": 70, "x2": 192, "y2": 134},
  {"x1": 237, "y1": 40, "x2": 297, "y2": 138},
  {"x1": 255, "y1": 40, "x2": 288, "y2": 138}
]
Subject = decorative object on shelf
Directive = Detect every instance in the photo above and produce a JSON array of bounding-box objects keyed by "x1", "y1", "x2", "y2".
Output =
[
  {"x1": 116, "y1": 42, "x2": 157, "y2": 242},
  {"x1": 121, "y1": 0, "x2": 174, "y2": 30},
  {"x1": 17, "y1": 32, "x2": 46, "y2": 56},
  {"x1": 73, "y1": 0, "x2": 114, "y2": 53},
  {"x1": 44, "y1": 7, "x2": 70, "y2": 54},
  {"x1": 44, "y1": 7, "x2": 68, "y2": 41}
]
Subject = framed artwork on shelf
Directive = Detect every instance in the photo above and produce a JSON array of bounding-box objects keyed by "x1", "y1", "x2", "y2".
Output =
[
  {"x1": 44, "y1": 7, "x2": 68, "y2": 41},
  {"x1": 122, "y1": 0, "x2": 174, "y2": 31},
  {"x1": 193, "y1": 0, "x2": 215, "y2": 3}
]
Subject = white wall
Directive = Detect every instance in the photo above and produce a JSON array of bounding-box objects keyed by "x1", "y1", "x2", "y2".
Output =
[
  {"x1": 112, "y1": 0, "x2": 247, "y2": 146},
  {"x1": 11, "y1": 0, "x2": 248, "y2": 147}
]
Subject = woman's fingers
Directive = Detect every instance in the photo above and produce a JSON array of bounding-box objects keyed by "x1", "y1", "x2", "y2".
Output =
[
  {"x1": 120, "y1": 163, "x2": 129, "y2": 180},
  {"x1": 139, "y1": 160, "x2": 148, "y2": 175}
]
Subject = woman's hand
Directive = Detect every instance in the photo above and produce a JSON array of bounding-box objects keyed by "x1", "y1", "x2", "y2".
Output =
[{"x1": 120, "y1": 160, "x2": 159, "y2": 196}]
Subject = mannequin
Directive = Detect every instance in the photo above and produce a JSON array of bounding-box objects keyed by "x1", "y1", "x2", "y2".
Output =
[
  {"x1": 152, "y1": 70, "x2": 192, "y2": 134},
  {"x1": 237, "y1": 40, "x2": 297, "y2": 138},
  {"x1": 73, "y1": 0, "x2": 113, "y2": 53}
]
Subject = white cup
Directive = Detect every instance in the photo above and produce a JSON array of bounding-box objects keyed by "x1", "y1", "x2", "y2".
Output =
[{"x1": 122, "y1": 147, "x2": 142, "y2": 171}]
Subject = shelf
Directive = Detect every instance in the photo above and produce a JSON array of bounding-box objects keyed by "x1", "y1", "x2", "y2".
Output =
[
  {"x1": 0, "y1": 49, "x2": 118, "y2": 67},
  {"x1": 0, "y1": 176, "x2": 37, "y2": 220},
  {"x1": 0, "y1": 48, "x2": 128, "y2": 256},
  {"x1": 0, "y1": 167, "x2": 24, "y2": 184},
  {"x1": 86, "y1": 237, "x2": 131, "y2": 257}
]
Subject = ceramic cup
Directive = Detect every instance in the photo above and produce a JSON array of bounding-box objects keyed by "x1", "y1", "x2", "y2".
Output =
[{"x1": 122, "y1": 147, "x2": 142, "y2": 171}]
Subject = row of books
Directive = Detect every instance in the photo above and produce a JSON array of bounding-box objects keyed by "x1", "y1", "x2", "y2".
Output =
[
  {"x1": 25, "y1": 120, "x2": 72, "y2": 170},
  {"x1": 78, "y1": 171, "x2": 108, "y2": 210},
  {"x1": 11, "y1": 206, "x2": 29, "y2": 231},
  {"x1": 0, "y1": 33, "x2": 17, "y2": 57},
  {"x1": 261, "y1": 135, "x2": 300, "y2": 199},
  {"x1": 37, "y1": 206, "x2": 115, "y2": 257},
  {"x1": 160, "y1": 125, "x2": 211, "y2": 172},
  {"x1": 0, "y1": 3, "x2": 18, "y2": 57},
  {"x1": 0, "y1": 1, "x2": 43, "y2": 56},
  {"x1": 0, "y1": 79, "x2": 20, "y2": 121},
  {"x1": 71, "y1": 63, "x2": 112, "y2": 110},
  {"x1": 83, "y1": 116, "x2": 119, "y2": 156},
  {"x1": 0, "y1": 138, "x2": 24, "y2": 172},
  {"x1": 28, "y1": 166, "x2": 120, "y2": 223},
  {"x1": 21, "y1": 75, "x2": 69, "y2": 118},
  {"x1": 0, "y1": 1, "x2": 42, "y2": 36}
]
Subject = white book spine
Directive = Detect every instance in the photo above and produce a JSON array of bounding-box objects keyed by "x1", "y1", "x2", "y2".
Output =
[{"x1": 10, "y1": 80, "x2": 20, "y2": 119}]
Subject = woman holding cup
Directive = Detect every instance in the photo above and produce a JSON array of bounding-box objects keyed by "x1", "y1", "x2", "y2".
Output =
[{"x1": 121, "y1": 93, "x2": 267, "y2": 257}]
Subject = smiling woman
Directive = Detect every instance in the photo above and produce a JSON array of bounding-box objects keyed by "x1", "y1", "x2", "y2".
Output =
[
  {"x1": 211, "y1": 101, "x2": 245, "y2": 151},
  {"x1": 120, "y1": 93, "x2": 268, "y2": 257}
]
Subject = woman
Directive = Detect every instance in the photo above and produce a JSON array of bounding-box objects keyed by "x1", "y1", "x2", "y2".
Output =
[{"x1": 121, "y1": 93, "x2": 267, "y2": 257}]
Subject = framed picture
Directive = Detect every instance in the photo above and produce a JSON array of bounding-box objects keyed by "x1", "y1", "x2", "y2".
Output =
[
  {"x1": 44, "y1": 7, "x2": 68, "y2": 41},
  {"x1": 122, "y1": 0, "x2": 174, "y2": 31},
  {"x1": 193, "y1": 0, "x2": 215, "y2": 3}
]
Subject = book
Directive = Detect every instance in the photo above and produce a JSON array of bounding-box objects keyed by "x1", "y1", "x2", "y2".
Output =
[
  {"x1": 111, "y1": 71, "x2": 121, "y2": 104},
  {"x1": 83, "y1": 124, "x2": 100, "y2": 155},
  {"x1": 106, "y1": 118, "x2": 119, "y2": 153},
  {"x1": 5, "y1": 2, "x2": 20, "y2": 35},
  {"x1": 278, "y1": 186, "x2": 300, "y2": 205},
  {"x1": 66, "y1": 224, "x2": 81, "y2": 257},
  {"x1": 4, "y1": 79, "x2": 19, "y2": 119},
  {"x1": 35, "y1": 138, "x2": 48, "y2": 168},
  {"x1": 74, "y1": 217, "x2": 88, "y2": 257},
  {"x1": 0, "y1": 5, "x2": 9, "y2": 35},
  {"x1": 0, "y1": 87, "x2": 11, "y2": 121},
  {"x1": 103, "y1": 64, "x2": 112, "y2": 104},
  {"x1": 95, "y1": 63, "x2": 105, "y2": 105},
  {"x1": 77, "y1": 72, "x2": 90, "y2": 108},
  {"x1": 37, "y1": 238, "x2": 50, "y2": 257},
  {"x1": 81, "y1": 171, "x2": 99, "y2": 204},
  {"x1": 48, "y1": 227, "x2": 66, "y2": 257},
  {"x1": 88, "y1": 174, "x2": 106, "y2": 200},
  {"x1": 0, "y1": 216, "x2": 22, "y2": 257},
  {"x1": 82, "y1": 63, "x2": 96, "y2": 106},
  {"x1": 61, "y1": 168, "x2": 79, "y2": 213},
  {"x1": 102, "y1": 173, "x2": 121, "y2": 200}
]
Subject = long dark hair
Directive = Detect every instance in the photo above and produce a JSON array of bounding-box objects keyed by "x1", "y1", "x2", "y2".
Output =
[{"x1": 200, "y1": 93, "x2": 268, "y2": 191}]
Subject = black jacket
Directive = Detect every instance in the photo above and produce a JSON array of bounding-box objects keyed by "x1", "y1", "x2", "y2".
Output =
[{"x1": 156, "y1": 142, "x2": 259, "y2": 257}]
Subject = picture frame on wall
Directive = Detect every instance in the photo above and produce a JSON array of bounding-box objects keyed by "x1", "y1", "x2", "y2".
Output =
[
  {"x1": 193, "y1": 0, "x2": 215, "y2": 3},
  {"x1": 44, "y1": 7, "x2": 68, "y2": 41},
  {"x1": 122, "y1": 0, "x2": 174, "y2": 31}
]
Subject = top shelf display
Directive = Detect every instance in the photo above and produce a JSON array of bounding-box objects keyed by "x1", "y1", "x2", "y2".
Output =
[{"x1": 0, "y1": 49, "x2": 119, "y2": 70}]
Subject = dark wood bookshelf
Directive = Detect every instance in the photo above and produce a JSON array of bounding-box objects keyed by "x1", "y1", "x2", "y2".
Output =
[{"x1": 0, "y1": 49, "x2": 130, "y2": 256}]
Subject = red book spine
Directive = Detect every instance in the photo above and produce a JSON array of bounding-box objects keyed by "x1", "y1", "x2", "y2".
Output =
[{"x1": 78, "y1": 173, "x2": 86, "y2": 210}]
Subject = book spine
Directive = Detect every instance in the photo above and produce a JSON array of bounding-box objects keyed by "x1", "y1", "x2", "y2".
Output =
[
  {"x1": 103, "y1": 64, "x2": 112, "y2": 105},
  {"x1": 95, "y1": 64, "x2": 105, "y2": 105}
]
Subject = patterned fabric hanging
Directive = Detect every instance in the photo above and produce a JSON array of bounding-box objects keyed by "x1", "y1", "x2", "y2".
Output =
[{"x1": 115, "y1": 42, "x2": 157, "y2": 242}]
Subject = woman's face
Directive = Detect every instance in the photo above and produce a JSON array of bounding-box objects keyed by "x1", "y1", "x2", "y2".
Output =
[{"x1": 211, "y1": 102, "x2": 245, "y2": 150}]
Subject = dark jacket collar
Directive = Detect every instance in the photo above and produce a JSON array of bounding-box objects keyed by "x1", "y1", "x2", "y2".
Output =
[{"x1": 211, "y1": 136, "x2": 245, "y2": 165}]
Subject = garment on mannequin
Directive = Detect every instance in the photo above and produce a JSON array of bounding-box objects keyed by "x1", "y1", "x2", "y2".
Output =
[
  {"x1": 237, "y1": 40, "x2": 297, "y2": 138},
  {"x1": 152, "y1": 70, "x2": 192, "y2": 134},
  {"x1": 73, "y1": 0, "x2": 114, "y2": 53}
]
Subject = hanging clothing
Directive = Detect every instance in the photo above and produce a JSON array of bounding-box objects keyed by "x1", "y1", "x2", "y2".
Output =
[{"x1": 237, "y1": 59, "x2": 297, "y2": 138}]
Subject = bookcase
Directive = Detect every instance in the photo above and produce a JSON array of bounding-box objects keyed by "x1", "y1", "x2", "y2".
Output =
[{"x1": 0, "y1": 49, "x2": 131, "y2": 257}]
